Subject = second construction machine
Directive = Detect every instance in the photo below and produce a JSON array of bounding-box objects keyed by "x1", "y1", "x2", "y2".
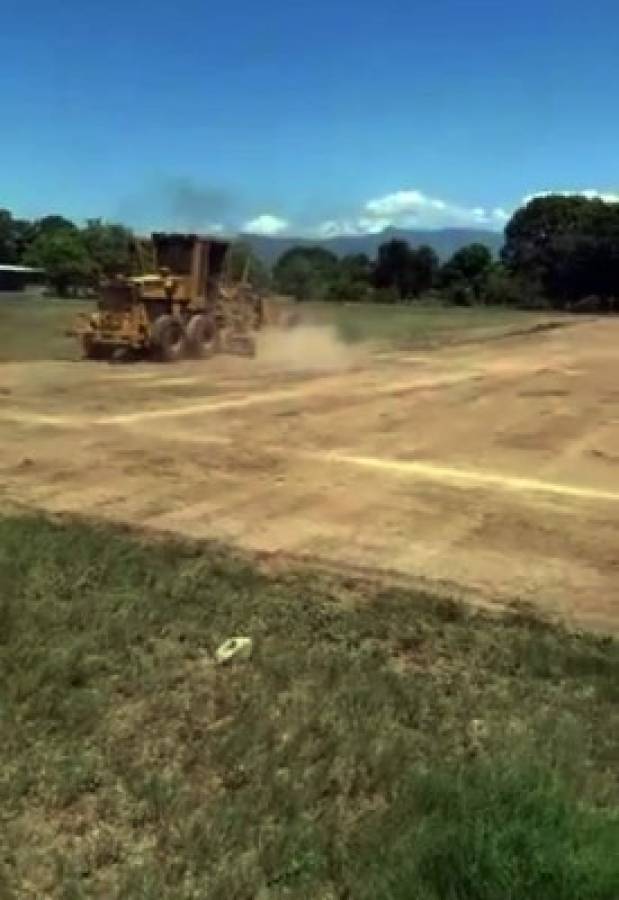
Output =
[{"x1": 73, "y1": 233, "x2": 264, "y2": 361}]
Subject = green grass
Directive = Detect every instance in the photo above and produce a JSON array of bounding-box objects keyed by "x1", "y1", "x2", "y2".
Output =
[
  {"x1": 1, "y1": 513, "x2": 618, "y2": 898},
  {"x1": 0, "y1": 293, "x2": 556, "y2": 363},
  {"x1": 358, "y1": 762, "x2": 619, "y2": 900},
  {"x1": 301, "y1": 301, "x2": 556, "y2": 348},
  {"x1": 0, "y1": 293, "x2": 91, "y2": 362}
]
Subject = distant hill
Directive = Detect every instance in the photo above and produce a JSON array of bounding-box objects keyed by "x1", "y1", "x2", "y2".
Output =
[{"x1": 243, "y1": 227, "x2": 504, "y2": 266}]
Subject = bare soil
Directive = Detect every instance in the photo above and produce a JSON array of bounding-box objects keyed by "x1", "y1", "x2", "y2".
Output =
[{"x1": 1, "y1": 319, "x2": 618, "y2": 631}]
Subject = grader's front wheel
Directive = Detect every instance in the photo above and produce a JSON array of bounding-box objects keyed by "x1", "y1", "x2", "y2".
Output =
[{"x1": 151, "y1": 315, "x2": 187, "y2": 362}]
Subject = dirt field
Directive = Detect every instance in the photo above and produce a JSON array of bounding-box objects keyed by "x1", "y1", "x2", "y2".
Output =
[{"x1": 1, "y1": 318, "x2": 618, "y2": 631}]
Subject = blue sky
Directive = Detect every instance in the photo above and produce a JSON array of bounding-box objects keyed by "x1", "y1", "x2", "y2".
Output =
[{"x1": 2, "y1": 0, "x2": 618, "y2": 236}]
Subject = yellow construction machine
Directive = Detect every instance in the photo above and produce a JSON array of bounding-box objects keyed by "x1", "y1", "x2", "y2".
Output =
[{"x1": 72, "y1": 233, "x2": 264, "y2": 361}]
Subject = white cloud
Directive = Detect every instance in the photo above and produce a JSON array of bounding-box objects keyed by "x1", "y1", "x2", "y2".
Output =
[
  {"x1": 315, "y1": 220, "x2": 356, "y2": 238},
  {"x1": 242, "y1": 213, "x2": 289, "y2": 236},
  {"x1": 522, "y1": 189, "x2": 619, "y2": 205},
  {"x1": 311, "y1": 188, "x2": 509, "y2": 237},
  {"x1": 364, "y1": 189, "x2": 446, "y2": 218},
  {"x1": 313, "y1": 217, "x2": 386, "y2": 238},
  {"x1": 242, "y1": 188, "x2": 619, "y2": 241}
]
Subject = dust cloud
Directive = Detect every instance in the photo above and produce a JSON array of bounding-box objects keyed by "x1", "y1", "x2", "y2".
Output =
[{"x1": 255, "y1": 325, "x2": 359, "y2": 372}]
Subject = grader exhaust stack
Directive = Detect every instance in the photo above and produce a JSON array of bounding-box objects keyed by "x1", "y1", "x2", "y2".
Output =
[{"x1": 72, "y1": 233, "x2": 263, "y2": 361}]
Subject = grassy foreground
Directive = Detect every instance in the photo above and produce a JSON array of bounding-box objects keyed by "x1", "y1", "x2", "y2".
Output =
[{"x1": 1, "y1": 514, "x2": 619, "y2": 899}]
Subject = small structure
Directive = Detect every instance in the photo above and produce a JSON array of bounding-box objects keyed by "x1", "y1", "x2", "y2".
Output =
[{"x1": 0, "y1": 265, "x2": 45, "y2": 292}]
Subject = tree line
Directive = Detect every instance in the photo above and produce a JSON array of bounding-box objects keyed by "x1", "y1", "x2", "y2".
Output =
[
  {"x1": 0, "y1": 210, "x2": 271, "y2": 297},
  {"x1": 2, "y1": 193, "x2": 619, "y2": 309},
  {"x1": 272, "y1": 240, "x2": 503, "y2": 305},
  {"x1": 274, "y1": 195, "x2": 619, "y2": 311},
  {"x1": 0, "y1": 212, "x2": 133, "y2": 295}
]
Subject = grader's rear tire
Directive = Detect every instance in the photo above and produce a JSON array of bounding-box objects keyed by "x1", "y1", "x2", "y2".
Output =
[
  {"x1": 186, "y1": 313, "x2": 218, "y2": 359},
  {"x1": 151, "y1": 315, "x2": 187, "y2": 362}
]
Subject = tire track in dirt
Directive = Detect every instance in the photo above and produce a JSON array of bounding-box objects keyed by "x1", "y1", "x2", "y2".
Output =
[
  {"x1": 104, "y1": 419, "x2": 619, "y2": 508},
  {"x1": 0, "y1": 370, "x2": 490, "y2": 428},
  {"x1": 309, "y1": 453, "x2": 619, "y2": 504}
]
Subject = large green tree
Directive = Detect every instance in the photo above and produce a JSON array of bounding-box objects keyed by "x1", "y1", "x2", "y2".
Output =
[
  {"x1": 273, "y1": 255, "x2": 320, "y2": 301},
  {"x1": 441, "y1": 243, "x2": 493, "y2": 304},
  {"x1": 82, "y1": 219, "x2": 134, "y2": 280},
  {"x1": 503, "y1": 195, "x2": 619, "y2": 308},
  {"x1": 442, "y1": 243, "x2": 492, "y2": 283},
  {"x1": 26, "y1": 215, "x2": 77, "y2": 244},
  {"x1": 273, "y1": 246, "x2": 339, "y2": 300},
  {"x1": 24, "y1": 229, "x2": 93, "y2": 296},
  {"x1": 328, "y1": 253, "x2": 373, "y2": 301},
  {"x1": 373, "y1": 240, "x2": 438, "y2": 299},
  {"x1": 412, "y1": 245, "x2": 440, "y2": 295}
]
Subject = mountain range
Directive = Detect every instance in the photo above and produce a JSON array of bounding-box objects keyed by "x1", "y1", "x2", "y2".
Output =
[{"x1": 243, "y1": 227, "x2": 504, "y2": 266}]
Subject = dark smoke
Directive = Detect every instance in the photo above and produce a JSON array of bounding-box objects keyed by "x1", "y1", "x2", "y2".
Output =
[
  {"x1": 117, "y1": 176, "x2": 239, "y2": 232},
  {"x1": 162, "y1": 177, "x2": 236, "y2": 229}
]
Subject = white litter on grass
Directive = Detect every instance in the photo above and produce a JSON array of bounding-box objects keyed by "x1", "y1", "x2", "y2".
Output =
[{"x1": 215, "y1": 637, "x2": 253, "y2": 664}]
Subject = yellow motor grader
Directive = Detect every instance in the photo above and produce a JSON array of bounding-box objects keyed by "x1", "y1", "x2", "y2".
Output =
[{"x1": 72, "y1": 233, "x2": 265, "y2": 361}]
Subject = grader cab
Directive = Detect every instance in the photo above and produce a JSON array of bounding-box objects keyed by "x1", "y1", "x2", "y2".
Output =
[{"x1": 73, "y1": 233, "x2": 263, "y2": 361}]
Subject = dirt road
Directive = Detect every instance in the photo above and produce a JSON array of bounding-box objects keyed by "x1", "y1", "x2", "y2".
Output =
[{"x1": 1, "y1": 320, "x2": 618, "y2": 630}]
